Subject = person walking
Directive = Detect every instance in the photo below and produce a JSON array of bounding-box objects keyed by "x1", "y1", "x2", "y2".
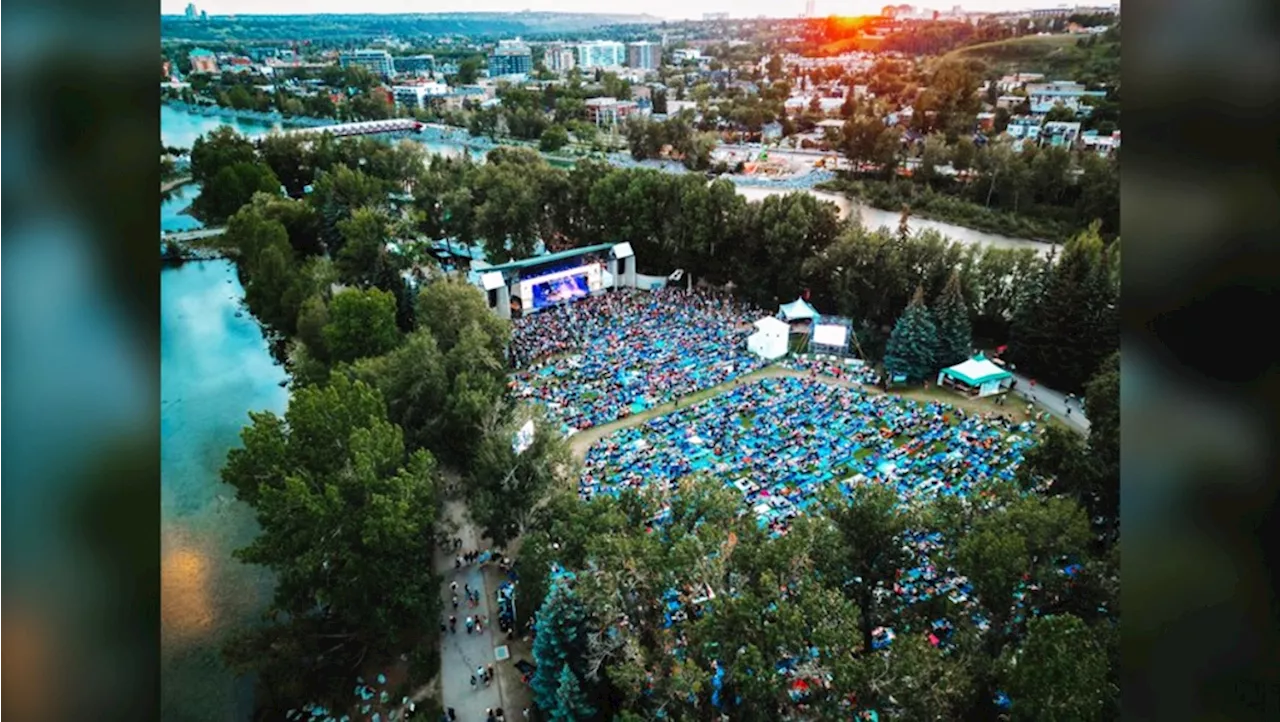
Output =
[
  {"x1": 449, "y1": 615, "x2": 457, "y2": 633},
  {"x1": 447, "y1": 708, "x2": 457, "y2": 721},
  {"x1": 470, "y1": 674, "x2": 477, "y2": 688},
  {"x1": 452, "y1": 594, "x2": 458, "y2": 610},
  {"x1": 476, "y1": 666, "x2": 485, "y2": 687},
  {"x1": 486, "y1": 664, "x2": 495, "y2": 683},
  {"x1": 465, "y1": 616, "x2": 474, "y2": 633},
  {"x1": 450, "y1": 581, "x2": 458, "y2": 594}
]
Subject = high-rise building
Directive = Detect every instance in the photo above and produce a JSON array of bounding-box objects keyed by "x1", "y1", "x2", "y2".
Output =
[
  {"x1": 339, "y1": 49, "x2": 396, "y2": 78},
  {"x1": 804, "y1": 0, "x2": 815, "y2": 17},
  {"x1": 199, "y1": 9, "x2": 207, "y2": 20},
  {"x1": 576, "y1": 40, "x2": 625, "y2": 70},
  {"x1": 626, "y1": 41, "x2": 659, "y2": 71},
  {"x1": 489, "y1": 39, "x2": 532, "y2": 77},
  {"x1": 394, "y1": 54, "x2": 435, "y2": 76},
  {"x1": 184, "y1": 3, "x2": 197, "y2": 19},
  {"x1": 544, "y1": 43, "x2": 576, "y2": 73}
]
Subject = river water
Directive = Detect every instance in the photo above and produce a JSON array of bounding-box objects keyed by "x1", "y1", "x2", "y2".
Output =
[{"x1": 161, "y1": 107, "x2": 291, "y2": 722}]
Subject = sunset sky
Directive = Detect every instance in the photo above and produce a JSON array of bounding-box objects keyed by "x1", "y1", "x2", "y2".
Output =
[{"x1": 162, "y1": 1, "x2": 1082, "y2": 22}]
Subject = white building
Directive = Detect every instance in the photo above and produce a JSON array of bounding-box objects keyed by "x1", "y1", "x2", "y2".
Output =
[
  {"x1": 544, "y1": 42, "x2": 576, "y2": 73},
  {"x1": 391, "y1": 82, "x2": 450, "y2": 109},
  {"x1": 671, "y1": 48, "x2": 705, "y2": 65},
  {"x1": 576, "y1": 41, "x2": 626, "y2": 70}
]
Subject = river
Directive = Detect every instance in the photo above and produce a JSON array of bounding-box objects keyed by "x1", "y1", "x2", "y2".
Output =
[
  {"x1": 162, "y1": 107, "x2": 291, "y2": 722},
  {"x1": 732, "y1": 186, "x2": 1051, "y2": 255}
]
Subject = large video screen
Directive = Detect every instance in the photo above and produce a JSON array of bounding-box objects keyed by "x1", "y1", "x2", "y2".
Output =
[
  {"x1": 521, "y1": 263, "x2": 604, "y2": 310},
  {"x1": 812, "y1": 323, "x2": 849, "y2": 348}
]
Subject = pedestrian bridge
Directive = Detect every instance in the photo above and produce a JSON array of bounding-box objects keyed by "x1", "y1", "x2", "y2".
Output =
[{"x1": 250, "y1": 118, "x2": 427, "y2": 142}]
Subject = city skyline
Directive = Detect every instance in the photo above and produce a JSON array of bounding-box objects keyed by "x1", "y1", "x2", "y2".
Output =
[{"x1": 161, "y1": 0, "x2": 1098, "y2": 22}]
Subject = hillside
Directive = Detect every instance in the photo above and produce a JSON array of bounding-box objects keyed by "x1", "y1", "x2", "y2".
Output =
[{"x1": 947, "y1": 31, "x2": 1120, "y2": 87}]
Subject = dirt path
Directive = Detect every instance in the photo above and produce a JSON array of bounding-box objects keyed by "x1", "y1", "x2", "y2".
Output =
[{"x1": 566, "y1": 365, "x2": 1036, "y2": 460}]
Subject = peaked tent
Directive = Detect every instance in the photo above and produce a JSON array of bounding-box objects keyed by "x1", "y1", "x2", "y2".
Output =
[
  {"x1": 778, "y1": 298, "x2": 819, "y2": 322},
  {"x1": 748, "y1": 316, "x2": 791, "y2": 360},
  {"x1": 937, "y1": 353, "x2": 1013, "y2": 397}
]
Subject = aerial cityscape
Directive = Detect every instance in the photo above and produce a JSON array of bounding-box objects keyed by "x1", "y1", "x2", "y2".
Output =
[{"x1": 161, "y1": 4, "x2": 1120, "y2": 721}]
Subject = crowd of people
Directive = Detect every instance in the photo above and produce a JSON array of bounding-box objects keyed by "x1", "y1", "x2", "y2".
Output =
[
  {"x1": 581, "y1": 375, "x2": 1039, "y2": 537},
  {"x1": 509, "y1": 288, "x2": 770, "y2": 432}
]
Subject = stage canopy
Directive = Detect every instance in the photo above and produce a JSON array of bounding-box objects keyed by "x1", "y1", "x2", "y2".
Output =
[
  {"x1": 778, "y1": 298, "x2": 819, "y2": 322},
  {"x1": 747, "y1": 316, "x2": 790, "y2": 360},
  {"x1": 938, "y1": 353, "x2": 1013, "y2": 396}
]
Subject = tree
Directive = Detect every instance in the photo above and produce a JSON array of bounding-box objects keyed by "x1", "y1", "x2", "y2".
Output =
[
  {"x1": 414, "y1": 277, "x2": 510, "y2": 358},
  {"x1": 309, "y1": 164, "x2": 387, "y2": 254},
  {"x1": 932, "y1": 269, "x2": 973, "y2": 367},
  {"x1": 550, "y1": 664, "x2": 594, "y2": 722},
  {"x1": 539, "y1": 124, "x2": 570, "y2": 152},
  {"x1": 189, "y1": 126, "x2": 256, "y2": 184},
  {"x1": 469, "y1": 419, "x2": 571, "y2": 547},
  {"x1": 814, "y1": 484, "x2": 910, "y2": 655},
  {"x1": 1002, "y1": 615, "x2": 1108, "y2": 722},
  {"x1": 334, "y1": 206, "x2": 393, "y2": 287},
  {"x1": 193, "y1": 161, "x2": 282, "y2": 223},
  {"x1": 295, "y1": 294, "x2": 331, "y2": 363},
  {"x1": 883, "y1": 285, "x2": 939, "y2": 382},
  {"x1": 455, "y1": 56, "x2": 482, "y2": 84},
  {"x1": 323, "y1": 288, "x2": 401, "y2": 364},
  {"x1": 531, "y1": 578, "x2": 591, "y2": 713},
  {"x1": 221, "y1": 375, "x2": 441, "y2": 709}
]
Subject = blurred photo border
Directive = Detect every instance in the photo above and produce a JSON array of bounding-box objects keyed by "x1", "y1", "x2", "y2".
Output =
[{"x1": 1, "y1": 0, "x2": 1277, "y2": 720}]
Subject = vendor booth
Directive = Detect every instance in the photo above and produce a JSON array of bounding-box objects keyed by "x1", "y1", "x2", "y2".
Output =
[
  {"x1": 937, "y1": 353, "x2": 1013, "y2": 398},
  {"x1": 747, "y1": 316, "x2": 790, "y2": 360}
]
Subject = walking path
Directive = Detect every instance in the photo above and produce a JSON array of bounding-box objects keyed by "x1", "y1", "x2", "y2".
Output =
[
  {"x1": 436, "y1": 498, "x2": 506, "y2": 722},
  {"x1": 1007, "y1": 369, "x2": 1091, "y2": 435}
]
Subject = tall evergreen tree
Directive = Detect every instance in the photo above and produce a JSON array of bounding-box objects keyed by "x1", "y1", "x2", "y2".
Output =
[
  {"x1": 932, "y1": 269, "x2": 973, "y2": 368},
  {"x1": 531, "y1": 578, "x2": 591, "y2": 713},
  {"x1": 550, "y1": 664, "x2": 595, "y2": 722},
  {"x1": 1008, "y1": 225, "x2": 1117, "y2": 391},
  {"x1": 884, "y1": 285, "x2": 939, "y2": 382}
]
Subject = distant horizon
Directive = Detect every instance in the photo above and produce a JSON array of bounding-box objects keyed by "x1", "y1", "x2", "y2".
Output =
[{"x1": 162, "y1": 1, "x2": 1105, "y2": 22}]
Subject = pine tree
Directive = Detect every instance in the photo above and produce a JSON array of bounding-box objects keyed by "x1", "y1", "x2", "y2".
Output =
[
  {"x1": 932, "y1": 270, "x2": 973, "y2": 368},
  {"x1": 550, "y1": 663, "x2": 595, "y2": 722},
  {"x1": 531, "y1": 578, "x2": 590, "y2": 713},
  {"x1": 884, "y1": 285, "x2": 939, "y2": 382}
]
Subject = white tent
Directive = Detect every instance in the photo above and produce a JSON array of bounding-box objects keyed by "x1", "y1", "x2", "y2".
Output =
[
  {"x1": 747, "y1": 316, "x2": 790, "y2": 360},
  {"x1": 937, "y1": 353, "x2": 1013, "y2": 397},
  {"x1": 778, "y1": 298, "x2": 819, "y2": 322}
]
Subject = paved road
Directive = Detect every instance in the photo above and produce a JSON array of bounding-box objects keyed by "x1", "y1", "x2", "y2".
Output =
[
  {"x1": 437, "y1": 499, "x2": 506, "y2": 722},
  {"x1": 1007, "y1": 369, "x2": 1091, "y2": 435}
]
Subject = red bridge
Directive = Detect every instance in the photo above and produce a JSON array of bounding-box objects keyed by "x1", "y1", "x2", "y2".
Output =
[{"x1": 251, "y1": 118, "x2": 424, "y2": 142}]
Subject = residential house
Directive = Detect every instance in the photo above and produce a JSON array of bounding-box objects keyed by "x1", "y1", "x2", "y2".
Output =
[
  {"x1": 188, "y1": 48, "x2": 218, "y2": 74},
  {"x1": 585, "y1": 96, "x2": 638, "y2": 126},
  {"x1": 1039, "y1": 121, "x2": 1083, "y2": 148},
  {"x1": 1080, "y1": 129, "x2": 1121, "y2": 155},
  {"x1": 1025, "y1": 81, "x2": 1108, "y2": 116}
]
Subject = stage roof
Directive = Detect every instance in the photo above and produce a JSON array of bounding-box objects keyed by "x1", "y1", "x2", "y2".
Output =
[{"x1": 482, "y1": 243, "x2": 616, "y2": 274}]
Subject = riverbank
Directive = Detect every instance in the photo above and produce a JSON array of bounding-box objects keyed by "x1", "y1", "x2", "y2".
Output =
[
  {"x1": 815, "y1": 177, "x2": 1076, "y2": 244},
  {"x1": 162, "y1": 176, "x2": 193, "y2": 193}
]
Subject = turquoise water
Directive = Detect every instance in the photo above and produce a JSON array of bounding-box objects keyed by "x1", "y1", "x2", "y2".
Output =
[
  {"x1": 162, "y1": 182, "x2": 204, "y2": 233},
  {"x1": 161, "y1": 104, "x2": 281, "y2": 150},
  {"x1": 156, "y1": 104, "x2": 470, "y2": 722},
  {"x1": 161, "y1": 259, "x2": 288, "y2": 722}
]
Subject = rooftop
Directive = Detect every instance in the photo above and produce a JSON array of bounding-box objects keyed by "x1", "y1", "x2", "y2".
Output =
[{"x1": 482, "y1": 243, "x2": 617, "y2": 273}]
